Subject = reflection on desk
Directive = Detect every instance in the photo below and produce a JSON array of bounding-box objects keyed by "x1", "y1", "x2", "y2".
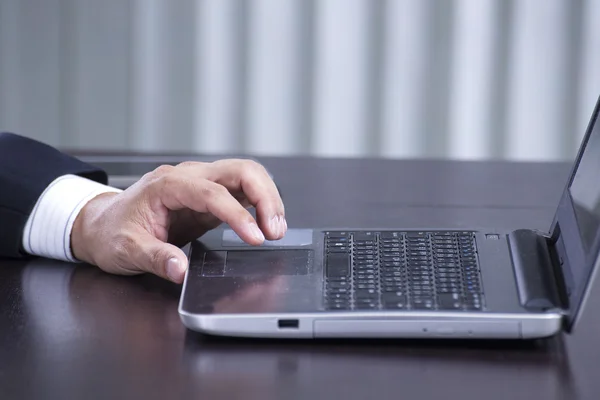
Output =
[{"x1": 16, "y1": 258, "x2": 577, "y2": 400}]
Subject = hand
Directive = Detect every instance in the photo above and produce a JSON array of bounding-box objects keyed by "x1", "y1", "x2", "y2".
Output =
[{"x1": 70, "y1": 160, "x2": 287, "y2": 283}]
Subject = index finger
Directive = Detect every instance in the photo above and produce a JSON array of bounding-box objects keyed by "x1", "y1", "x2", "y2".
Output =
[
  {"x1": 148, "y1": 171, "x2": 267, "y2": 246},
  {"x1": 204, "y1": 159, "x2": 286, "y2": 241}
]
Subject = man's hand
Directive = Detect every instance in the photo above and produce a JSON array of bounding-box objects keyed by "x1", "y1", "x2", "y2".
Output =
[{"x1": 70, "y1": 159, "x2": 286, "y2": 283}]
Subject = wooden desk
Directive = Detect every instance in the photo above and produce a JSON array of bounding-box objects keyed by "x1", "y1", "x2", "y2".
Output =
[{"x1": 1, "y1": 155, "x2": 598, "y2": 399}]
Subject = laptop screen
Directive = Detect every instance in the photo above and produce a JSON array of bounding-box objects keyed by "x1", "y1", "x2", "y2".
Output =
[
  {"x1": 557, "y1": 96, "x2": 600, "y2": 330},
  {"x1": 570, "y1": 114, "x2": 600, "y2": 253}
]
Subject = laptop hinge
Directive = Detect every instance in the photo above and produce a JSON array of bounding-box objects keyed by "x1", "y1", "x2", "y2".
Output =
[{"x1": 507, "y1": 229, "x2": 566, "y2": 311}]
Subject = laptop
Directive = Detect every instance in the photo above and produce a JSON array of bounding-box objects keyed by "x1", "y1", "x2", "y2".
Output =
[{"x1": 178, "y1": 96, "x2": 600, "y2": 340}]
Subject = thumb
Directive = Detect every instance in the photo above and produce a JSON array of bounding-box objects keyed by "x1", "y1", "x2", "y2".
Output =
[{"x1": 134, "y1": 232, "x2": 189, "y2": 283}]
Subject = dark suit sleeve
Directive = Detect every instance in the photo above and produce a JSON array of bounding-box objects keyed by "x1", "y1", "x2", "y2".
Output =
[{"x1": 0, "y1": 132, "x2": 108, "y2": 258}]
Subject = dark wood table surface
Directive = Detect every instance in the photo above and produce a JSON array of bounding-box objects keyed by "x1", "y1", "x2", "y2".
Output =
[{"x1": 1, "y1": 154, "x2": 598, "y2": 400}]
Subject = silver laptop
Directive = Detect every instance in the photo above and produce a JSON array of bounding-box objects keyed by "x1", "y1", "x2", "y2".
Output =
[{"x1": 178, "y1": 96, "x2": 600, "y2": 340}]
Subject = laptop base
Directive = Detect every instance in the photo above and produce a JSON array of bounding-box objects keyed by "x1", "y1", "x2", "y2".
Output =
[{"x1": 178, "y1": 228, "x2": 565, "y2": 340}]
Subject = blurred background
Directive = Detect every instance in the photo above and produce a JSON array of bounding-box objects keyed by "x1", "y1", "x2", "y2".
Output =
[{"x1": 0, "y1": 0, "x2": 599, "y2": 161}]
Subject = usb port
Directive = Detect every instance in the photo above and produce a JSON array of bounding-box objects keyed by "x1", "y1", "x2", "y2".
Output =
[{"x1": 278, "y1": 319, "x2": 299, "y2": 329}]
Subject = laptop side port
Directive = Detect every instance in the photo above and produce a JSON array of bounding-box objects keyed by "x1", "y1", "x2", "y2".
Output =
[{"x1": 278, "y1": 319, "x2": 299, "y2": 329}]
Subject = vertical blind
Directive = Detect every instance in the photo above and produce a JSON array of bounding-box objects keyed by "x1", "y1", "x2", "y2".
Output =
[{"x1": 0, "y1": 0, "x2": 599, "y2": 161}]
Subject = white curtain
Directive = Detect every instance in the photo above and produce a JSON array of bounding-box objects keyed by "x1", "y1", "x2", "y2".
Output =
[{"x1": 1, "y1": 0, "x2": 599, "y2": 161}]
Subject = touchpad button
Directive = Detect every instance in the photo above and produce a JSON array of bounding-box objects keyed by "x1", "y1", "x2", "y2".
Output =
[{"x1": 224, "y1": 250, "x2": 311, "y2": 276}]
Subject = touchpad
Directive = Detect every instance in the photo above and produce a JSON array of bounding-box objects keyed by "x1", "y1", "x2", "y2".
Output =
[{"x1": 202, "y1": 250, "x2": 312, "y2": 277}]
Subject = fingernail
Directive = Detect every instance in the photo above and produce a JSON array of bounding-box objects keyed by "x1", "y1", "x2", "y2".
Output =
[
  {"x1": 283, "y1": 217, "x2": 288, "y2": 233},
  {"x1": 270, "y1": 216, "x2": 279, "y2": 236},
  {"x1": 278, "y1": 215, "x2": 286, "y2": 237},
  {"x1": 249, "y1": 223, "x2": 265, "y2": 242},
  {"x1": 166, "y1": 258, "x2": 182, "y2": 281},
  {"x1": 271, "y1": 215, "x2": 285, "y2": 237}
]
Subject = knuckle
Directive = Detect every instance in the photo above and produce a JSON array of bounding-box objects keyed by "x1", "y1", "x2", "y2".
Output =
[
  {"x1": 144, "y1": 165, "x2": 177, "y2": 191},
  {"x1": 212, "y1": 158, "x2": 268, "y2": 181},
  {"x1": 239, "y1": 159, "x2": 267, "y2": 180},
  {"x1": 245, "y1": 159, "x2": 266, "y2": 173},
  {"x1": 154, "y1": 171, "x2": 179, "y2": 192},
  {"x1": 199, "y1": 182, "x2": 226, "y2": 200},
  {"x1": 139, "y1": 171, "x2": 153, "y2": 184},
  {"x1": 176, "y1": 161, "x2": 200, "y2": 169},
  {"x1": 153, "y1": 164, "x2": 175, "y2": 176}
]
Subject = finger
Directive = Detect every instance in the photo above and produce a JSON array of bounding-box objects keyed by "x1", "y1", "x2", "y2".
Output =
[
  {"x1": 129, "y1": 231, "x2": 189, "y2": 283},
  {"x1": 230, "y1": 191, "x2": 252, "y2": 209},
  {"x1": 152, "y1": 176, "x2": 266, "y2": 246},
  {"x1": 208, "y1": 160, "x2": 286, "y2": 240}
]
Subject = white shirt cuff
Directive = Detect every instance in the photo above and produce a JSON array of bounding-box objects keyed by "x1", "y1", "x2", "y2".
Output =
[{"x1": 22, "y1": 174, "x2": 122, "y2": 262}]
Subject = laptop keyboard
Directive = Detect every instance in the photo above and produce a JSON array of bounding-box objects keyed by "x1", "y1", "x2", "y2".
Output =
[{"x1": 323, "y1": 231, "x2": 485, "y2": 311}]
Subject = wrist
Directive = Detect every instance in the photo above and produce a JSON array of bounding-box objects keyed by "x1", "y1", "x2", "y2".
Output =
[{"x1": 71, "y1": 192, "x2": 119, "y2": 265}]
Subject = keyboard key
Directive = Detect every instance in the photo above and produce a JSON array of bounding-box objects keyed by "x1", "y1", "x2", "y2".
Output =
[
  {"x1": 411, "y1": 297, "x2": 435, "y2": 309},
  {"x1": 381, "y1": 263, "x2": 403, "y2": 269},
  {"x1": 354, "y1": 232, "x2": 376, "y2": 241},
  {"x1": 382, "y1": 291, "x2": 406, "y2": 301},
  {"x1": 354, "y1": 269, "x2": 377, "y2": 277},
  {"x1": 330, "y1": 289, "x2": 350, "y2": 296},
  {"x1": 328, "y1": 237, "x2": 349, "y2": 244},
  {"x1": 327, "y1": 291, "x2": 351, "y2": 299},
  {"x1": 327, "y1": 231, "x2": 349, "y2": 237},
  {"x1": 434, "y1": 251, "x2": 459, "y2": 257},
  {"x1": 406, "y1": 232, "x2": 427, "y2": 238},
  {"x1": 437, "y1": 277, "x2": 462, "y2": 284},
  {"x1": 326, "y1": 303, "x2": 351, "y2": 310},
  {"x1": 381, "y1": 231, "x2": 402, "y2": 239},
  {"x1": 385, "y1": 302, "x2": 407, "y2": 310},
  {"x1": 326, "y1": 254, "x2": 350, "y2": 278},
  {"x1": 384, "y1": 260, "x2": 405, "y2": 267},
  {"x1": 435, "y1": 271, "x2": 461, "y2": 277},
  {"x1": 356, "y1": 302, "x2": 379, "y2": 310},
  {"x1": 381, "y1": 269, "x2": 403, "y2": 277},
  {"x1": 355, "y1": 251, "x2": 376, "y2": 257},
  {"x1": 381, "y1": 251, "x2": 402, "y2": 262},
  {"x1": 326, "y1": 296, "x2": 349, "y2": 304},
  {"x1": 437, "y1": 293, "x2": 462, "y2": 309},
  {"x1": 356, "y1": 279, "x2": 378, "y2": 287},
  {"x1": 381, "y1": 240, "x2": 402, "y2": 246},
  {"x1": 355, "y1": 288, "x2": 378, "y2": 298},
  {"x1": 407, "y1": 242, "x2": 428, "y2": 249},
  {"x1": 407, "y1": 254, "x2": 430, "y2": 261},
  {"x1": 328, "y1": 247, "x2": 350, "y2": 253},
  {"x1": 464, "y1": 293, "x2": 481, "y2": 302},
  {"x1": 408, "y1": 268, "x2": 432, "y2": 275},
  {"x1": 327, "y1": 280, "x2": 350, "y2": 288},
  {"x1": 437, "y1": 240, "x2": 457, "y2": 246},
  {"x1": 437, "y1": 287, "x2": 462, "y2": 294},
  {"x1": 382, "y1": 284, "x2": 404, "y2": 291},
  {"x1": 382, "y1": 275, "x2": 404, "y2": 282},
  {"x1": 327, "y1": 239, "x2": 349, "y2": 246},
  {"x1": 435, "y1": 263, "x2": 460, "y2": 269}
]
